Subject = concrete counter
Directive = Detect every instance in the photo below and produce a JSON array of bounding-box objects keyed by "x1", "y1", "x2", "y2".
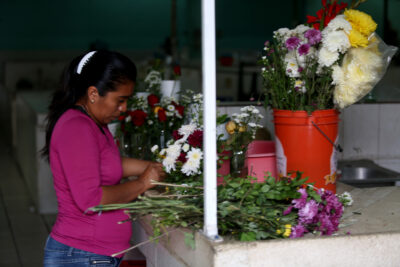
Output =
[{"x1": 130, "y1": 183, "x2": 400, "y2": 267}]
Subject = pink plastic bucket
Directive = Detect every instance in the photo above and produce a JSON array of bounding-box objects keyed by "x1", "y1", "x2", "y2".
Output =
[{"x1": 245, "y1": 140, "x2": 277, "y2": 182}]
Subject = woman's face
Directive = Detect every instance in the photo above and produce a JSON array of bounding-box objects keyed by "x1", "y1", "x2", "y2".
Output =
[{"x1": 90, "y1": 81, "x2": 134, "y2": 125}]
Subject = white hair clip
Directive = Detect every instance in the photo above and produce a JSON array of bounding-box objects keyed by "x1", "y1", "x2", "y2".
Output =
[{"x1": 76, "y1": 51, "x2": 97, "y2": 74}]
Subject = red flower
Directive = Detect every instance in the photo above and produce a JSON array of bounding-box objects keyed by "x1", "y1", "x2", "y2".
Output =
[
  {"x1": 147, "y1": 94, "x2": 159, "y2": 108},
  {"x1": 157, "y1": 108, "x2": 167, "y2": 122},
  {"x1": 173, "y1": 65, "x2": 181, "y2": 76},
  {"x1": 307, "y1": 0, "x2": 347, "y2": 30},
  {"x1": 187, "y1": 130, "x2": 203, "y2": 148},
  {"x1": 118, "y1": 114, "x2": 127, "y2": 121},
  {"x1": 172, "y1": 130, "x2": 183, "y2": 140},
  {"x1": 172, "y1": 102, "x2": 185, "y2": 116},
  {"x1": 177, "y1": 152, "x2": 187, "y2": 163},
  {"x1": 129, "y1": 110, "x2": 148, "y2": 126}
]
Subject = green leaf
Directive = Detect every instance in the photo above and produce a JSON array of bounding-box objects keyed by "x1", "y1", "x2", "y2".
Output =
[
  {"x1": 184, "y1": 232, "x2": 196, "y2": 250},
  {"x1": 240, "y1": 232, "x2": 257, "y2": 241},
  {"x1": 261, "y1": 184, "x2": 271, "y2": 193}
]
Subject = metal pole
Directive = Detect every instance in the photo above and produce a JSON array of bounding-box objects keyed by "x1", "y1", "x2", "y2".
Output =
[{"x1": 201, "y1": 0, "x2": 219, "y2": 240}]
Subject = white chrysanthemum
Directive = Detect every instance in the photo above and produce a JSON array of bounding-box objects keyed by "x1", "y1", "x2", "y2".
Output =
[
  {"x1": 151, "y1": 145, "x2": 159, "y2": 153},
  {"x1": 258, "y1": 114, "x2": 264, "y2": 119},
  {"x1": 166, "y1": 144, "x2": 181, "y2": 158},
  {"x1": 239, "y1": 113, "x2": 250, "y2": 119},
  {"x1": 324, "y1": 15, "x2": 352, "y2": 34},
  {"x1": 125, "y1": 116, "x2": 132, "y2": 123},
  {"x1": 147, "y1": 120, "x2": 153, "y2": 125},
  {"x1": 331, "y1": 64, "x2": 344, "y2": 85},
  {"x1": 182, "y1": 143, "x2": 190, "y2": 152},
  {"x1": 163, "y1": 156, "x2": 176, "y2": 173},
  {"x1": 181, "y1": 159, "x2": 200, "y2": 176},
  {"x1": 322, "y1": 30, "x2": 350, "y2": 53},
  {"x1": 187, "y1": 148, "x2": 203, "y2": 162},
  {"x1": 167, "y1": 105, "x2": 175, "y2": 111},
  {"x1": 251, "y1": 108, "x2": 259, "y2": 114},
  {"x1": 240, "y1": 106, "x2": 249, "y2": 112},
  {"x1": 248, "y1": 122, "x2": 257, "y2": 128},
  {"x1": 181, "y1": 148, "x2": 203, "y2": 176},
  {"x1": 340, "y1": 191, "x2": 354, "y2": 206},
  {"x1": 160, "y1": 148, "x2": 167, "y2": 156},
  {"x1": 333, "y1": 48, "x2": 383, "y2": 108},
  {"x1": 273, "y1": 27, "x2": 290, "y2": 39},
  {"x1": 285, "y1": 55, "x2": 300, "y2": 78},
  {"x1": 318, "y1": 47, "x2": 340, "y2": 67},
  {"x1": 294, "y1": 24, "x2": 311, "y2": 35},
  {"x1": 178, "y1": 124, "x2": 196, "y2": 137}
]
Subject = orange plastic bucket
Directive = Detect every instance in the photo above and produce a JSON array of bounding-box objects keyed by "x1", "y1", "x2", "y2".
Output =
[{"x1": 273, "y1": 109, "x2": 340, "y2": 192}]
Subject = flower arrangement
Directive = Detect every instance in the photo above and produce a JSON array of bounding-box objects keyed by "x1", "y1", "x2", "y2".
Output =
[
  {"x1": 260, "y1": 0, "x2": 397, "y2": 111},
  {"x1": 224, "y1": 106, "x2": 264, "y2": 153},
  {"x1": 151, "y1": 123, "x2": 204, "y2": 183},
  {"x1": 117, "y1": 93, "x2": 188, "y2": 159}
]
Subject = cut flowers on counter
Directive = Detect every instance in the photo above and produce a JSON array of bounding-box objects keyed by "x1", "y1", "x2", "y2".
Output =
[
  {"x1": 260, "y1": 0, "x2": 398, "y2": 111},
  {"x1": 90, "y1": 173, "x2": 353, "y2": 245}
]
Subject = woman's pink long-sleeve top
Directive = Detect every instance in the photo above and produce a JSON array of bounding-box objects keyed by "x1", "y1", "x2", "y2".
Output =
[{"x1": 49, "y1": 108, "x2": 131, "y2": 257}]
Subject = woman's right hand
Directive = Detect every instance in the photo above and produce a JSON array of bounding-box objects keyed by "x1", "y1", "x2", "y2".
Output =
[{"x1": 138, "y1": 162, "x2": 166, "y2": 191}]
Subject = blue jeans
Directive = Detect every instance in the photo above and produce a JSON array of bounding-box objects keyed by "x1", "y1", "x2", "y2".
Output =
[{"x1": 43, "y1": 236, "x2": 122, "y2": 267}]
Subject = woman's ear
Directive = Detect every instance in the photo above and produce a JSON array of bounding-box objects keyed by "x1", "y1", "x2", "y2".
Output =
[{"x1": 87, "y1": 86, "x2": 99, "y2": 104}]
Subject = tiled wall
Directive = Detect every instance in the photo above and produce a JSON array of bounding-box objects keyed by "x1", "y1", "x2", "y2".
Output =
[{"x1": 339, "y1": 104, "x2": 400, "y2": 172}]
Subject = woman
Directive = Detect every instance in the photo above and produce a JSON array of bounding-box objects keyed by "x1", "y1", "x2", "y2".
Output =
[{"x1": 42, "y1": 50, "x2": 165, "y2": 266}]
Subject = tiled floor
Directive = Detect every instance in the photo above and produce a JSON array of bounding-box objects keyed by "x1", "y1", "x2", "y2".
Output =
[{"x1": 0, "y1": 135, "x2": 57, "y2": 267}]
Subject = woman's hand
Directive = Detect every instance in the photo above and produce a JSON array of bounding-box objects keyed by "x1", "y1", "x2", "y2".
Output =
[{"x1": 137, "y1": 162, "x2": 166, "y2": 190}]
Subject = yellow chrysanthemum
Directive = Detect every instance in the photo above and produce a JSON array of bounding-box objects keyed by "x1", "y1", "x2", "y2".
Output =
[
  {"x1": 344, "y1": 9, "x2": 377, "y2": 37},
  {"x1": 348, "y1": 29, "x2": 369, "y2": 47},
  {"x1": 283, "y1": 224, "x2": 292, "y2": 237}
]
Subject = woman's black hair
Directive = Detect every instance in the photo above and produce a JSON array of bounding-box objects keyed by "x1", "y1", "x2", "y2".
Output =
[{"x1": 41, "y1": 50, "x2": 137, "y2": 160}]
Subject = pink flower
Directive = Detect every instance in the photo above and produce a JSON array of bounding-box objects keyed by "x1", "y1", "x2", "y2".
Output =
[
  {"x1": 285, "y1": 37, "x2": 301, "y2": 50},
  {"x1": 298, "y1": 199, "x2": 319, "y2": 224},
  {"x1": 304, "y1": 29, "x2": 321, "y2": 45},
  {"x1": 292, "y1": 188, "x2": 308, "y2": 209},
  {"x1": 298, "y1": 43, "x2": 310, "y2": 56},
  {"x1": 290, "y1": 224, "x2": 307, "y2": 238}
]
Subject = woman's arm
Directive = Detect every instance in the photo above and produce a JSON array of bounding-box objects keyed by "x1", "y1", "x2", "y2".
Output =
[
  {"x1": 100, "y1": 163, "x2": 164, "y2": 205},
  {"x1": 121, "y1": 157, "x2": 152, "y2": 177}
]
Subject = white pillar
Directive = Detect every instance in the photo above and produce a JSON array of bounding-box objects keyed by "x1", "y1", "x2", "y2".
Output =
[{"x1": 202, "y1": 0, "x2": 219, "y2": 239}]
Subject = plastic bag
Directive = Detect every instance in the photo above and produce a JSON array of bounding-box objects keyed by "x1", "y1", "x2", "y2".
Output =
[{"x1": 333, "y1": 33, "x2": 398, "y2": 108}]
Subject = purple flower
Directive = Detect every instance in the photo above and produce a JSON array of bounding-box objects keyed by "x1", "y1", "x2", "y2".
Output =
[
  {"x1": 298, "y1": 43, "x2": 310, "y2": 56},
  {"x1": 290, "y1": 224, "x2": 307, "y2": 238},
  {"x1": 264, "y1": 40, "x2": 270, "y2": 46},
  {"x1": 292, "y1": 188, "x2": 307, "y2": 209},
  {"x1": 285, "y1": 37, "x2": 301, "y2": 50},
  {"x1": 283, "y1": 205, "x2": 293, "y2": 216},
  {"x1": 304, "y1": 29, "x2": 321, "y2": 45},
  {"x1": 298, "y1": 200, "x2": 319, "y2": 224}
]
